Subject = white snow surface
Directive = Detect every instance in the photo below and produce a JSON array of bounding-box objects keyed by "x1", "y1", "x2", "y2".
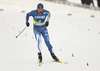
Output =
[{"x1": 0, "y1": 0, "x2": 100, "y2": 71}]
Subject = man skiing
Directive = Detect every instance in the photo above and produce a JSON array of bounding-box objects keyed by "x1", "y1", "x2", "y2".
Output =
[{"x1": 26, "y1": 3, "x2": 59, "y2": 64}]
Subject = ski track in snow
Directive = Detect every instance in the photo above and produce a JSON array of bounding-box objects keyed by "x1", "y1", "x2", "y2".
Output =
[{"x1": 0, "y1": 0, "x2": 100, "y2": 71}]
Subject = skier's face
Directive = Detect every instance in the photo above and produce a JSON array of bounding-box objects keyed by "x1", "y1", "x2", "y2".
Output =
[{"x1": 37, "y1": 8, "x2": 43, "y2": 15}]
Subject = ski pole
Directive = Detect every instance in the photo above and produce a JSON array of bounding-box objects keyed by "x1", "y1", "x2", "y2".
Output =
[{"x1": 16, "y1": 26, "x2": 27, "y2": 38}]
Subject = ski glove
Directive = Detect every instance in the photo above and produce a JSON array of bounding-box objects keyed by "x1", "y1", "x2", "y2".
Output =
[
  {"x1": 45, "y1": 21, "x2": 49, "y2": 27},
  {"x1": 26, "y1": 21, "x2": 30, "y2": 27}
]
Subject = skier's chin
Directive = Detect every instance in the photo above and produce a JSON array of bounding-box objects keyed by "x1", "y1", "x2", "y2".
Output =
[{"x1": 39, "y1": 11, "x2": 43, "y2": 15}]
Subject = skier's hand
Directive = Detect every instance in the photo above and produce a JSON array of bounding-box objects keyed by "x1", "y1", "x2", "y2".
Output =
[
  {"x1": 45, "y1": 21, "x2": 49, "y2": 27},
  {"x1": 26, "y1": 21, "x2": 30, "y2": 27}
]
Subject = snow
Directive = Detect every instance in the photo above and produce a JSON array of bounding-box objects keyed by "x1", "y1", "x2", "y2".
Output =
[{"x1": 0, "y1": 0, "x2": 100, "y2": 71}]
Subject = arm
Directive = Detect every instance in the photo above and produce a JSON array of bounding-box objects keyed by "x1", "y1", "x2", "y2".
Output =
[
  {"x1": 26, "y1": 11, "x2": 33, "y2": 27},
  {"x1": 26, "y1": 11, "x2": 33, "y2": 21},
  {"x1": 46, "y1": 12, "x2": 51, "y2": 22},
  {"x1": 45, "y1": 12, "x2": 51, "y2": 27}
]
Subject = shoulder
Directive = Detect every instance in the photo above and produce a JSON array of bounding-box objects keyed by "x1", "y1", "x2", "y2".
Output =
[
  {"x1": 43, "y1": 9, "x2": 50, "y2": 14},
  {"x1": 30, "y1": 10, "x2": 37, "y2": 14},
  {"x1": 26, "y1": 10, "x2": 37, "y2": 16},
  {"x1": 43, "y1": 9, "x2": 49, "y2": 12}
]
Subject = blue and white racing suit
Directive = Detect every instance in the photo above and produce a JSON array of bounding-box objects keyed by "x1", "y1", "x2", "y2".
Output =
[{"x1": 26, "y1": 9, "x2": 53, "y2": 53}]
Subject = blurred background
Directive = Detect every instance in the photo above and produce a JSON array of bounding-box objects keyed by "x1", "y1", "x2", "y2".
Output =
[{"x1": 0, "y1": 0, "x2": 100, "y2": 11}]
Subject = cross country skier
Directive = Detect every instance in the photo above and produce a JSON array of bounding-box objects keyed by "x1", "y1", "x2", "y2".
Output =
[{"x1": 26, "y1": 3, "x2": 59, "y2": 65}]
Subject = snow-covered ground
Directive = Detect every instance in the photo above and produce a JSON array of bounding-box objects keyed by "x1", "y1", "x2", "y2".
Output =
[{"x1": 0, "y1": 0, "x2": 100, "y2": 71}]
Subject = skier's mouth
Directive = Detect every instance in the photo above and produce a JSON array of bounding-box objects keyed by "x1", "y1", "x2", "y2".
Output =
[{"x1": 39, "y1": 11, "x2": 43, "y2": 14}]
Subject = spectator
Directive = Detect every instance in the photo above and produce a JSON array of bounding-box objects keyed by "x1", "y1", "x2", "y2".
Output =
[
  {"x1": 81, "y1": 0, "x2": 86, "y2": 5},
  {"x1": 85, "y1": 0, "x2": 94, "y2": 7},
  {"x1": 97, "y1": 0, "x2": 100, "y2": 7},
  {"x1": 81, "y1": 0, "x2": 94, "y2": 7}
]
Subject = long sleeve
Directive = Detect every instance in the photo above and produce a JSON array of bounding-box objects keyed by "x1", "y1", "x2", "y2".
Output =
[
  {"x1": 46, "y1": 12, "x2": 51, "y2": 22},
  {"x1": 26, "y1": 11, "x2": 33, "y2": 21}
]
